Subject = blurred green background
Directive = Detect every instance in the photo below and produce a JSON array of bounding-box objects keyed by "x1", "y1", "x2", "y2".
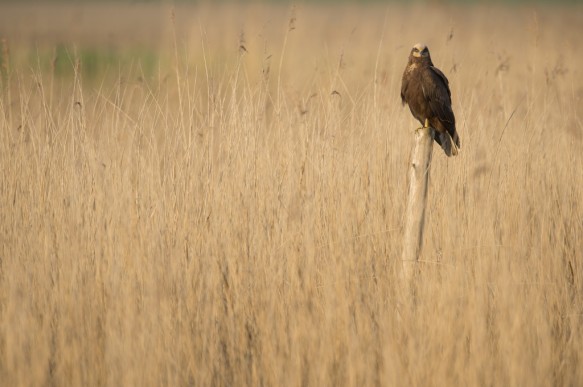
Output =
[
  {"x1": 0, "y1": 0, "x2": 580, "y2": 3},
  {"x1": 0, "y1": 0, "x2": 580, "y2": 83}
]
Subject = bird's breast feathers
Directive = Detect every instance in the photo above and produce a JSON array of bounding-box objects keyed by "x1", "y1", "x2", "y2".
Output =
[{"x1": 406, "y1": 63, "x2": 419, "y2": 73}]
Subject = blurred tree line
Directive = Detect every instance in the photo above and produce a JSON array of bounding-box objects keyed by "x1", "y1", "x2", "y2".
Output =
[{"x1": 0, "y1": 0, "x2": 579, "y2": 4}]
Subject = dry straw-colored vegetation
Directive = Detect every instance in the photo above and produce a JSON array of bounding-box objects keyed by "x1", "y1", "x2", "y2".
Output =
[{"x1": 1, "y1": 3, "x2": 582, "y2": 386}]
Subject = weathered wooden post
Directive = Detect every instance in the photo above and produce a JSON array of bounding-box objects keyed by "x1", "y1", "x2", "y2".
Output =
[{"x1": 401, "y1": 127, "x2": 434, "y2": 281}]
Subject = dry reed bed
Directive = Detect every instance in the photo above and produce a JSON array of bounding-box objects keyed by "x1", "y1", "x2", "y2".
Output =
[{"x1": 0, "y1": 4, "x2": 582, "y2": 386}]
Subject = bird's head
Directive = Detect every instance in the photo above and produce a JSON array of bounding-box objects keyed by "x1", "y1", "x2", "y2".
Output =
[{"x1": 410, "y1": 43, "x2": 431, "y2": 62}]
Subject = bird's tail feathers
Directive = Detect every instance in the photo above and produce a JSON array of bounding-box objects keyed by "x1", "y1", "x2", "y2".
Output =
[
  {"x1": 436, "y1": 131, "x2": 458, "y2": 157},
  {"x1": 452, "y1": 132, "x2": 461, "y2": 150},
  {"x1": 450, "y1": 133, "x2": 460, "y2": 156}
]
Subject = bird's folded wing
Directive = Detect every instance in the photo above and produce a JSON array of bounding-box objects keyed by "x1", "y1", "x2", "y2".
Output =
[{"x1": 423, "y1": 67, "x2": 455, "y2": 125}]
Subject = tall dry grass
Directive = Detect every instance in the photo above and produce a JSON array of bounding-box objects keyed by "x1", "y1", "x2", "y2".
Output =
[{"x1": 0, "y1": 3, "x2": 582, "y2": 386}]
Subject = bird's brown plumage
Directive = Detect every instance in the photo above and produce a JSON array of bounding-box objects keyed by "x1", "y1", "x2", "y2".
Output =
[{"x1": 401, "y1": 43, "x2": 460, "y2": 156}]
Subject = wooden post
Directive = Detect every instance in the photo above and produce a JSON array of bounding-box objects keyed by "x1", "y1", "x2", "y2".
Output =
[{"x1": 401, "y1": 127, "x2": 434, "y2": 281}]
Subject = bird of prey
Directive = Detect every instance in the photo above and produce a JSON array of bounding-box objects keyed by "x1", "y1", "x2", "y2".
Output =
[{"x1": 401, "y1": 43, "x2": 460, "y2": 156}]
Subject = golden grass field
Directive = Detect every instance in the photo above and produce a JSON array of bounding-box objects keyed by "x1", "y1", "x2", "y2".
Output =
[{"x1": 1, "y1": 2, "x2": 582, "y2": 386}]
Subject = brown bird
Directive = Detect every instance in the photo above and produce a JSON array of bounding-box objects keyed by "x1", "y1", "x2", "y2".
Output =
[{"x1": 401, "y1": 43, "x2": 460, "y2": 156}]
